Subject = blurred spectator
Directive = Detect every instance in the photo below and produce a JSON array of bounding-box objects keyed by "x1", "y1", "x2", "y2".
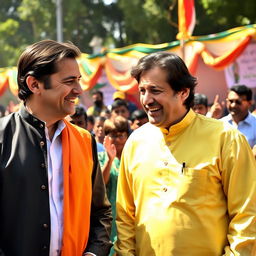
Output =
[
  {"x1": 87, "y1": 90, "x2": 107, "y2": 117},
  {"x1": 93, "y1": 116, "x2": 106, "y2": 152},
  {"x1": 193, "y1": 93, "x2": 224, "y2": 119},
  {"x1": 100, "y1": 108, "x2": 111, "y2": 119},
  {"x1": 66, "y1": 105, "x2": 87, "y2": 129},
  {"x1": 192, "y1": 93, "x2": 208, "y2": 115},
  {"x1": 112, "y1": 91, "x2": 138, "y2": 115},
  {"x1": 87, "y1": 115, "x2": 95, "y2": 134},
  {"x1": 98, "y1": 116, "x2": 130, "y2": 256},
  {"x1": 130, "y1": 109, "x2": 148, "y2": 130},
  {"x1": 221, "y1": 85, "x2": 256, "y2": 157},
  {"x1": 110, "y1": 99, "x2": 130, "y2": 120}
]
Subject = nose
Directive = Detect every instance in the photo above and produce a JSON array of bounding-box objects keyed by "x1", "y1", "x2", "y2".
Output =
[
  {"x1": 141, "y1": 91, "x2": 154, "y2": 106},
  {"x1": 72, "y1": 80, "x2": 83, "y2": 95}
]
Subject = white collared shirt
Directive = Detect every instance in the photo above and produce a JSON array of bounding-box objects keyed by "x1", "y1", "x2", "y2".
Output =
[{"x1": 45, "y1": 121, "x2": 66, "y2": 256}]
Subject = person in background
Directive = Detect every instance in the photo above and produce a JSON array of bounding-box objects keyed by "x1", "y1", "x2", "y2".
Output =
[
  {"x1": 110, "y1": 99, "x2": 130, "y2": 120},
  {"x1": 130, "y1": 109, "x2": 148, "y2": 130},
  {"x1": 193, "y1": 93, "x2": 224, "y2": 119},
  {"x1": 93, "y1": 116, "x2": 106, "y2": 153},
  {"x1": 98, "y1": 116, "x2": 130, "y2": 256},
  {"x1": 87, "y1": 90, "x2": 107, "y2": 117},
  {"x1": 221, "y1": 84, "x2": 256, "y2": 157},
  {"x1": 192, "y1": 93, "x2": 208, "y2": 115},
  {"x1": 112, "y1": 91, "x2": 138, "y2": 115},
  {"x1": 67, "y1": 105, "x2": 87, "y2": 129},
  {"x1": 87, "y1": 115, "x2": 95, "y2": 133},
  {"x1": 115, "y1": 52, "x2": 256, "y2": 256},
  {"x1": 100, "y1": 108, "x2": 111, "y2": 119},
  {"x1": 0, "y1": 39, "x2": 112, "y2": 256}
]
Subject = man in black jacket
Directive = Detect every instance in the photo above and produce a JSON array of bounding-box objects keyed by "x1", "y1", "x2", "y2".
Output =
[{"x1": 0, "y1": 40, "x2": 112, "y2": 256}]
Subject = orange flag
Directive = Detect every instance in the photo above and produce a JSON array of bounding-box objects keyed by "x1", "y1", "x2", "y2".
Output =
[{"x1": 176, "y1": 0, "x2": 196, "y2": 40}]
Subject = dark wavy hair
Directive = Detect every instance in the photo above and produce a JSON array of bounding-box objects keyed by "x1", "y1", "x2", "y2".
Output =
[
  {"x1": 131, "y1": 52, "x2": 197, "y2": 109},
  {"x1": 17, "y1": 39, "x2": 81, "y2": 101}
]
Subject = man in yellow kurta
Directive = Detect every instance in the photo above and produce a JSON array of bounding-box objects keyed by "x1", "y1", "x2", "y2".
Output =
[{"x1": 115, "y1": 52, "x2": 256, "y2": 256}]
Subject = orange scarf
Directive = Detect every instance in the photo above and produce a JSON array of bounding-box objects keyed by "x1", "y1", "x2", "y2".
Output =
[{"x1": 61, "y1": 120, "x2": 93, "y2": 256}]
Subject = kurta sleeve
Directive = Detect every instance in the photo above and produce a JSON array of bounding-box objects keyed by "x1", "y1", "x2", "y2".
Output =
[
  {"x1": 114, "y1": 142, "x2": 136, "y2": 256},
  {"x1": 85, "y1": 136, "x2": 113, "y2": 256},
  {"x1": 221, "y1": 131, "x2": 256, "y2": 255}
]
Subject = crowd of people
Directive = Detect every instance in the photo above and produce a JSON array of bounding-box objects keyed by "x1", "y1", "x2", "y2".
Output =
[{"x1": 0, "y1": 39, "x2": 255, "y2": 256}]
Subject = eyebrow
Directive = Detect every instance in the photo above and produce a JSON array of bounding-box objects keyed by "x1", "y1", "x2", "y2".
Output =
[{"x1": 61, "y1": 75, "x2": 81, "y2": 81}]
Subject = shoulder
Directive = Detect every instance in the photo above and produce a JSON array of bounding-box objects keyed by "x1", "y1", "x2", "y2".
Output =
[
  {"x1": 0, "y1": 112, "x2": 16, "y2": 131},
  {"x1": 247, "y1": 113, "x2": 256, "y2": 124},
  {"x1": 125, "y1": 122, "x2": 161, "y2": 149}
]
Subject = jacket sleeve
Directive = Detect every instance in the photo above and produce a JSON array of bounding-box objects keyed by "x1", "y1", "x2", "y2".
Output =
[
  {"x1": 114, "y1": 142, "x2": 136, "y2": 256},
  {"x1": 221, "y1": 131, "x2": 256, "y2": 255},
  {"x1": 85, "y1": 136, "x2": 113, "y2": 256}
]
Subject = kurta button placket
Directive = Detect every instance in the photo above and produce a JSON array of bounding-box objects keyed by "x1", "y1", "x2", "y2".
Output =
[{"x1": 41, "y1": 163, "x2": 45, "y2": 168}]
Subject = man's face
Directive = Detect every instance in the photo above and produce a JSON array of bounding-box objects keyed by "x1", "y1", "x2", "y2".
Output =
[
  {"x1": 139, "y1": 67, "x2": 188, "y2": 129},
  {"x1": 92, "y1": 93, "x2": 103, "y2": 105},
  {"x1": 226, "y1": 91, "x2": 251, "y2": 119},
  {"x1": 108, "y1": 132, "x2": 128, "y2": 154},
  {"x1": 192, "y1": 104, "x2": 208, "y2": 115},
  {"x1": 93, "y1": 119, "x2": 105, "y2": 140},
  {"x1": 39, "y1": 58, "x2": 82, "y2": 120},
  {"x1": 67, "y1": 115, "x2": 87, "y2": 129}
]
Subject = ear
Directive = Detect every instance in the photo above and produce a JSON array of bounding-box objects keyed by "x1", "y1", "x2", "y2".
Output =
[
  {"x1": 26, "y1": 75, "x2": 40, "y2": 94},
  {"x1": 180, "y1": 88, "x2": 190, "y2": 102}
]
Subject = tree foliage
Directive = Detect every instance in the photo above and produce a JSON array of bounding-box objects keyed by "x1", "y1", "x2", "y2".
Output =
[{"x1": 0, "y1": 0, "x2": 256, "y2": 67}]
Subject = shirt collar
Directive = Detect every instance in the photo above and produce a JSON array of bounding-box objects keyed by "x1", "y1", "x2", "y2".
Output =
[
  {"x1": 225, "y1": 112, "x2": 251, "y2": 125},
  {"x1": 45, "y1": 120, "x2": 66, "y2": 142},
  {"x1": 160, "y1": 109, "x2": 196, "y2": 137}
]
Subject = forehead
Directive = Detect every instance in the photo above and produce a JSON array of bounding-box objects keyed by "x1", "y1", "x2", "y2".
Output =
[
  {"x1": 55, "y1": 58, "x2": 80, "y2": 77},
  {"x1": 193, "y1": 104, "x2": 207, "y2": 109},
  {"x1": 113, "y1": 105, "x2": 128, "y2": 111},
  {"x1": 139, "y1": 67, "x2": 169, "y2": 87},
  {"x1": 227, "y1": 91, "x2": 246, "y2": 99}
]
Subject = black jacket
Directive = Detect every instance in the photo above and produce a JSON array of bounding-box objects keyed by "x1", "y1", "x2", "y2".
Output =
[{"x1": 0, "y1": 106, "x2": 112, "y2": 256}]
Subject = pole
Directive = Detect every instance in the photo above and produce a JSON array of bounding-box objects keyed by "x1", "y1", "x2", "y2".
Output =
[{"x1": 56, "y1": 0, "x2": 63, "y2": 42}]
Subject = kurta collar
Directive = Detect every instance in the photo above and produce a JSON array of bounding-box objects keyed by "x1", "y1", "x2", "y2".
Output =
[
  {"x1": 160, "y1": 108, "x2": 196, "y2": 137},
  {"x1": 19, "y1": 104, "x2": 46, "y2": 130}
]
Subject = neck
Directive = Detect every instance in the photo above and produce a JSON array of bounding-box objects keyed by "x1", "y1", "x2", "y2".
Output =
[
  {"x1": 25, "y1": 99, "x2": 60, "y2": 140},
  {"x1": 165, "y1": 108, "x2": 189, "y2": 130}
]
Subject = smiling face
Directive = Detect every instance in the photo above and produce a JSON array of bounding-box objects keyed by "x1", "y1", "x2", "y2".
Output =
[
  {"x1": 139, "y1": 67, "x2": 189, "y2": 129},
  {"x1": 226, "y1": 90, "x2": 251, "y2": 121},
  {"x1": 27, "y1": 57, "x2": 82, "y2": 124}
]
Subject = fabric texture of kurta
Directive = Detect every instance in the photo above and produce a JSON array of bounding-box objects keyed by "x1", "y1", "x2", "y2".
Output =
[
  {"x1": 115, "y1": 109, "x2": 256, "y2": 256},
  {"x1": 98, "y1": 151, "x2": 120, "y2": 256}
]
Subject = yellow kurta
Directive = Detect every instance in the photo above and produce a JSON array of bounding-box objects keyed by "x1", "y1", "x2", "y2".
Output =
[{"x1": 115, "y1": 109, "x2": 256, "y2": 256}]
